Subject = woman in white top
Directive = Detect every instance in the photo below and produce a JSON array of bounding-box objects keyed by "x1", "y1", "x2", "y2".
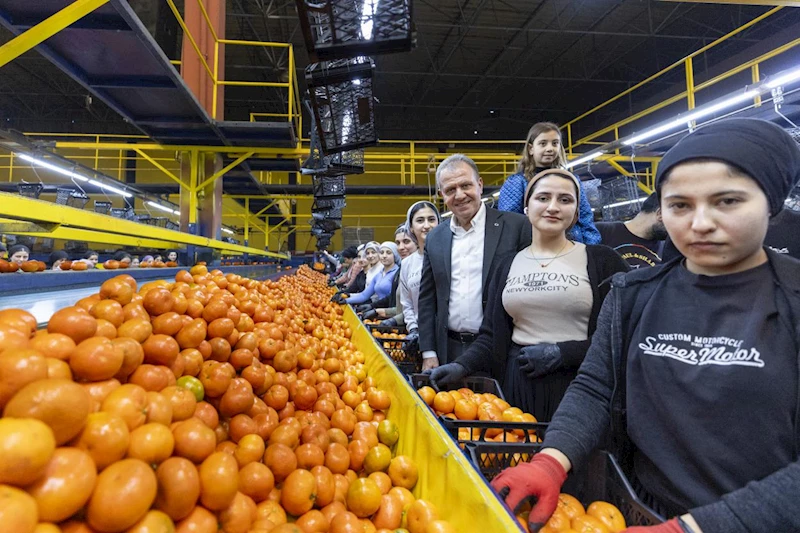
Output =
[
  {"x1": 362, "y1": 242, "x2": 383, "y2": 288},
  {"x1": 399, "y1": 201, "x2": 441, "y2": 349}
]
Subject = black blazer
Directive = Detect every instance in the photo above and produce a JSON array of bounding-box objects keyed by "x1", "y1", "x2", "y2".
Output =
[
  {"x1": 456, "y1": 244, "x2": 630, "y2": 380},
  {"x1": 418, "y1": 207, "x2": 532, "y2": 364}
]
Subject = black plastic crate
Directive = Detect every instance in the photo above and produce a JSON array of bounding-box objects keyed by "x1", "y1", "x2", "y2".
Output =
[
  {"x1": 439, "y1": 418, "x2": 547, "y2": 445},
  {"x1": 467, "y1": 445, "x2": 664, "y2": 527},
  {"x1": 409, "y1": 373, "x2": 506, "y2": 401},
  {"x1": 368, "y1": 325, "x2": 420, "y2": 374}
]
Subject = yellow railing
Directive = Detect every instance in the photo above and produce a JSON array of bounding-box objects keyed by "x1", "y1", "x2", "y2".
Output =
[
  {"x1": 164, "y1": 0, "x2": 302, "y2": 137},
  {"x1": 562, "y1": 6, "x2": 800, "y2": 154}
]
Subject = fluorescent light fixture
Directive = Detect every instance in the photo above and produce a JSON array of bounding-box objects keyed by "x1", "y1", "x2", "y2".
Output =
[
  {"x1": 492, "y1": 191, "x2": 501, "y2": 198},
  {"x1": 146, "y1": 200, "x2": 180, "y2": 216},
  {"x1": 480, "y1": 197, "x2": 489, "y2": 202},
  {"x1": 18, "y1": 153, "x2": 88, "y2": 182},
  {"x1": 624, "y1": 89, "x2": 759, "y2": 146},
  {"x1": 604, "y1": 197, "x2": 647, "y2": 209},
  {"x1": 565, "y1": 151, "x2": 604, "y2": 169},
  {"x1": 222, "y1": 227, "x2": 235, "y2": 235},
  {"x1": 766, "y1": 67, "x2": 800, "y2": 89},
  {"x1": 441, "y1": 211, "x2": 453, "y2": 217},
  {"x1": 87, "y1": 179, "x2": 132, "y2": 198}
]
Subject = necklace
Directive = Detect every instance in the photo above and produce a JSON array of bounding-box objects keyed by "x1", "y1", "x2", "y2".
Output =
[{"x1": 530, "y1": 240, "x2": 573, "y2": 268}]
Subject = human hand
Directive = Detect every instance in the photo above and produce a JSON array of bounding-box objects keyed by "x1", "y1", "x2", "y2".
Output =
[
  {"x1": 422, "y1": 357, "x2": 439, "y2": 371},
  {"x1": 518, "y1": 344, "x2": 563, "y2": 379},
  {"x1": 491, "y1": 453, "x2": 568, "y2": 531},
  {"x1": 425, "y1": 362, "x2": 468, "y2": 391}
]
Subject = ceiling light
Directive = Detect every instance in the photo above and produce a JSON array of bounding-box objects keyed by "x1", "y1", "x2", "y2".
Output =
[
  {"x1": 146, "y1": 200, "x2": 180, "y2": 216},
  {"x1": 481, "y1": 197, "x2": 489, "y2": 202},
  {"x1": 441, "y1": 211, "x2": 453, "y2": 217},
  {"x1": 492, "y1": 191, "x2": 501, "y2": 198},
  {"x1": 766, "y1": 67, "x2": 800, "y2": 89},
  {"x1": 88, "y1": 179, "x2": 132, "y2": 198},
  {"x1": 565, "y1": 151, "x2": 604, "y2": 169},
  {"x1": 222, "y1": 227, "x2": 235, "y2": 235},
  {"x1": 624, "y1": 89, "x2": 759, "y2": 146},
  {"x1": 604, "y1": 197, "x2": 647, "y2": 209},
  {"x1": 18, "y1": 153, "x2": 88, "y2": 182}
]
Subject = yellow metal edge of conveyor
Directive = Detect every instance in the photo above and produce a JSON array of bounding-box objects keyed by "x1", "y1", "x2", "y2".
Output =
[
  {"x1": 343, "y1": 307, "x2": 524, "y2": 532},
  {"x1": 0, "y1": 219, "x2": 179, "y2": 249},
  {"x1": 0, "y1": 192, "x2": 288, "y2": 259}
]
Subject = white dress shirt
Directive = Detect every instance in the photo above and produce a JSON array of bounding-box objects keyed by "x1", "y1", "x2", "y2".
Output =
[{"x1": 448, "y1": 203, "x2": 486, "y2": 333}]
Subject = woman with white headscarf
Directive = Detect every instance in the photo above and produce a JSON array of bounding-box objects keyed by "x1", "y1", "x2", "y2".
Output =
[
  {"x1": 362, "y1": 241, "x2": 383, "y2": 288},
  {"x1": 398, "y1": 201, "x2": 441, "y2": 350},
  {"x1": 341, "y1": 242, "x2": 400, "y2": 305}
]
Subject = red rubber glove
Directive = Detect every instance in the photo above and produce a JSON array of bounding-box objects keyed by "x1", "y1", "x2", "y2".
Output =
[
  {"x1": 624, "y1": 518, "x2": 685, "y2": 532},
  {"x1": 490, "y1": 453, "x2": 567, "y2": 531}
]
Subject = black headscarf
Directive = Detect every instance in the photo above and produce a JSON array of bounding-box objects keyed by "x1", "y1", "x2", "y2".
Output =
[{"x1": 655, "y1": 118, "x2": 800, "y2": 216}]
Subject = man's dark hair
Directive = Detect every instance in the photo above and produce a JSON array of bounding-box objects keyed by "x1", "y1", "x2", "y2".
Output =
[
  {"x1": 341, "y1": 246, "x2": 358, "y2": 259},
  {"x1": 640, "y1": 193, "x2": 659, "y2": 214}
]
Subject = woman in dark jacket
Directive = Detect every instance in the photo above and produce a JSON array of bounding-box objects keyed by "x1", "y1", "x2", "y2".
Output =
[
  {"x1": 491, "y1": 118, "x2": 800, "y2": 533},
  {"x1": 428, "y1": 168, "x2": 628, "y2": 421}
]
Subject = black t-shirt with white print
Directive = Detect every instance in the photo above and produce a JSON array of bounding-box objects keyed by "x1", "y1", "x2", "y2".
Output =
[{"x1": 627, "y1": 261, "x2": 797, "y2": 513}]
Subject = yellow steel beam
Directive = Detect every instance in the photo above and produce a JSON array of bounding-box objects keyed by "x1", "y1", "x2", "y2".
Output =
[
  {"x1": 0, "y1": 0, "x2": 109, "y2": 68},
  {"x1": 196, "y1": 151, "x2": 254, "y2": 191},
  {"x1": 606, "y1": 160, "x2": 653, "y2": 195},
  {"x1": 133, "y1": 148, "x2": 183, "y2": 187},
  {"x1": 0, "y1": 192, "x2": 287, "y2": 258},
  {"x1": 561, "y1": 6, "x2": 782, "y2": 133},
  {"x1": 267, "y1": 218, "x2": 288, "y2": 235},
  {"x1": 55, "y1": 141, "x2": 306, "y2": 157},
  {"x1": 0, "y1": 220, "x2": 178, "y2": 249}
]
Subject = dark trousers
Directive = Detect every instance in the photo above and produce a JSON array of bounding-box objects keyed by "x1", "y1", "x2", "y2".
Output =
[{"x1": 446, "y1": 335, "x2": 474, "y2": 364}]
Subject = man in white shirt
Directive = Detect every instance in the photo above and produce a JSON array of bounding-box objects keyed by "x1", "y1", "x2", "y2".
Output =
[{"x1": 417, "y1": 154, "x2": 531, "y2": 369}]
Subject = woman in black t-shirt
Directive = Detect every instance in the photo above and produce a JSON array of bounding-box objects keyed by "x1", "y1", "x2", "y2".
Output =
[{"x1": 490, "y1": 118, "x2": 800, "y2": 533}]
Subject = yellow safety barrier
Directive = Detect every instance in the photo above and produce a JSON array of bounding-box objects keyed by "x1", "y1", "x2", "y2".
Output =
[
  {"x1": 562, "y1": 6, "x2": 800, "y2": 154},
  {"x1": 344, "y1": 307, "x2": 523, "y2": 532},
  {"x1": 164, "y1": 0, "x2": 302, "y2": 137}
]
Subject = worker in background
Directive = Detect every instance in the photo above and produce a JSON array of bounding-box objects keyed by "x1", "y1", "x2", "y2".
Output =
[
  {"x1": 336, "y1": 242, "x2": 400, "y2": 306},
  {"x1": 362, "y1": 242, "x2": 383, "y2": 288},
  {"x1": 418, "y1": 154, "x2": 531, "y2": 370},
  {"x1": 763, "y1": 207, "x2": 800, "y2": 259},
  {"x1": 49, "y1": 250, "x2": 69, "y2": 270},
  {"x1": 331, "y1": 247, "x2": 359, "y2": 287},
  {"x1": 0, "y1": 242, "x2": 6, "y2": 260},
  {"x1": 426, "y1": 169, "x2": 628, "y2": 421},
  {"x1": 166, "y1": 251, "x2": 179, "y2": 265},
  {"x1": 8, "y1": 244, "x2": 30, "y2": 265},
  {"x1": 82, "y1": 250, "x2": 99, "y2": 268},
  {"x1": 491, "y1": 118, "x2": 800, "y2": 533},
  {"x1": 596, "y1": 193, "x2": 667, "y2": 269},
  {"x1": 498, "y1": 122, "x2": 601, "y2": 244},
  {"x1": 393, "y1": 202, "x2": 440, "y2": 347},
  {"x1": 362, "y1": 224, "x2": 418, "y2": 323},
  {"x1": 130, "y1": 256, "x2": 140, "y2": 267}
]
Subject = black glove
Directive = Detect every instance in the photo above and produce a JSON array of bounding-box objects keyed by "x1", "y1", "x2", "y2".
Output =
[
  {"x1": 330, "y1": 293, "x2": 347, "y2": 304},
  {"x1": 379, "y1": 317, "x2": 397, "y2": 327},
  {"x1": 355, "y1": 303, "x2": 373, "y2": 313},
  {"x1": 424, "y1": 362, "x2": 468, "y2": 391},
  {"x1": 518, "y1": 344, "x2": 562, "y2": 379},
  {"x1": 402, "y1": 329, "x2": 419, "y2": 352},
  {"x1": 362, "y1": 309, "x2": 378, "y2": 320}
]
